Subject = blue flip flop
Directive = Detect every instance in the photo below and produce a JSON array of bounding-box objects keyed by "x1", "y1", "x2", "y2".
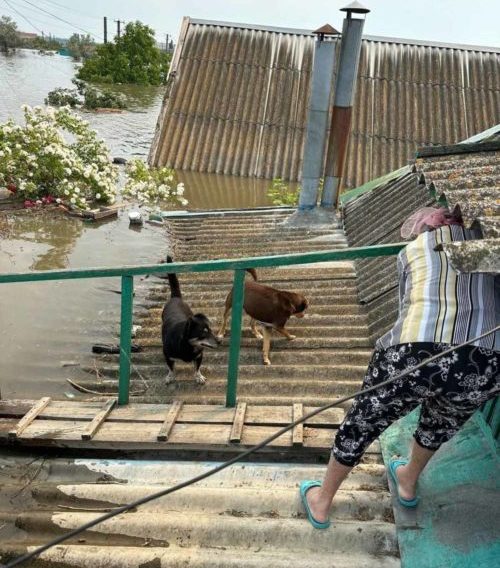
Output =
[
  {"x1": 299, "y1": 480, "x2": 331, "y2": 529},
  {"x1": 388, "y1": 459, "x2": 419, "y2": 508}
]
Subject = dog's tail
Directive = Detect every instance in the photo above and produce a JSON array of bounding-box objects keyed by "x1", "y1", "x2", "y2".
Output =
[
  {"x1": 166, "y1": 255, "x2": 182, "y2": 298},
  {"x1": 246, "y1": 268, "x2": 257, "y2": 281}
]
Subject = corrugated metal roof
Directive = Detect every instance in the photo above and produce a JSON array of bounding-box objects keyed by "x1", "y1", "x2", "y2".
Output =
[
  {"x1": 416, "y1": 137, "x2": 500, "y2": 273},
  {"x1": 0, "y1": 450, "x2": 399, "y2": 567},
  {"x1": 342, "y1": 170, "x2": 436, "y2": 343},
  {"x1": 150, "y1": 17, "x2": 500, "y2": 190}
]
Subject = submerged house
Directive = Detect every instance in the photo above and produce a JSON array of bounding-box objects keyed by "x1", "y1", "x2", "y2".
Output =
[{"x1": 150, "y1": 17, "x2": 500, "y2": 191}]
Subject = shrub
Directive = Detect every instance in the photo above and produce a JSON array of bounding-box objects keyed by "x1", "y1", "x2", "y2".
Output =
[
  {"x1": 82, "y1": 86, "x2": 126, "y2": 110},
  {"x1": 46, "y1": 80, "x2": 127, "y2": 110},
  {"x1": 122, "y1": 159, "x2": 188, "y2": 208},
  {"x1": 0, "y1": 105, "x2": 118, "y2": 208},
  {"x1": 267, "y1": 178, "x2": 300, "y2": 206},
  {"x1": 45, "y1": 88, "x2": 80, "y2": 108}
]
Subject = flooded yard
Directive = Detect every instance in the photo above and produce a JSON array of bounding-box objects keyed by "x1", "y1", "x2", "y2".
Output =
[{"x1": 0, "y1": 50, "x2": 276, "y2": 398}]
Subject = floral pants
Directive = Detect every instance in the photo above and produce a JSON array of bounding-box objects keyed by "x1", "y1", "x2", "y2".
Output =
[{"x1": 333, "y1": 343, "x2": 500, "y2": 467}]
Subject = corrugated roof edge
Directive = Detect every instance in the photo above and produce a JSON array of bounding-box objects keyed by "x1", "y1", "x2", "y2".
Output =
[
  {"x1": 187, "y1": 18, "x2": 500, "y2": 52},
  {"x1": 416, "y1": 140, "x2": 500, "y2": 158},
  {"x1": 460, "y1": 124, "x2": 500, "y2": 144},
  {"x1": 339, "y1": 165, "x2": 411, "y2": 205}
]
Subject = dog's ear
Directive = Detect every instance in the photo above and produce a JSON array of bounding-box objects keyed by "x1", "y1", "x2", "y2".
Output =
[
  {"x1": 182, "y1": 317, "x2": 193, "y2": 339},
  {"x1": 193, "y1": 313, "x2": 210, "y2": 326},
  {"x1": 281, "y1": 297, "x2": 297, "y2": 316}
]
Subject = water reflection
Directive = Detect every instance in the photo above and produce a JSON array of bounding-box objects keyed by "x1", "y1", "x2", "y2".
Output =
[{"x1": 1, "y1": 211, "x2": 83, "y2": 271}]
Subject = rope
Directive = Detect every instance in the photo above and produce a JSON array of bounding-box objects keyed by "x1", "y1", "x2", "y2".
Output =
[{"x1": 3, "y1": 325, "x2": 499, "y2": 567}]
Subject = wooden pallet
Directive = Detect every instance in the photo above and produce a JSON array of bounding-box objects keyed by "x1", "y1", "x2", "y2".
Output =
[{"x1": 0, "y1": 398, "x2": 346, "y2": 454}]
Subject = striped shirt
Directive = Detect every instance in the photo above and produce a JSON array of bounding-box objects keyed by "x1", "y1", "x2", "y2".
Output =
[{"x1": 377, "y1": 225, "x2": 499, "y2": 350}]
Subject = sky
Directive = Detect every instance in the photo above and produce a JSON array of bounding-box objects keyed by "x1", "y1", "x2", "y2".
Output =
[{"x1": 2, "y1": 0, "x2": 500, "y2": 48}]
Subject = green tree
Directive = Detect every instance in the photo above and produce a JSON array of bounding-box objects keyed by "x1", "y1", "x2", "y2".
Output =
[
  {"x1": 0, "y1": 15, "x2": 18, "y2": 52},
  {"x1": 77, "y1": 21, "x2": 170, "y2": 85},
  {"x1": 67, "y1": 33, "x2": 95, "y2": 60}
]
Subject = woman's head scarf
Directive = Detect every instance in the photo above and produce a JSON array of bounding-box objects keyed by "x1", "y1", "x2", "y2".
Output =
[{"x1": 400, "y1": 206, "x2": 463, "y2": 239}]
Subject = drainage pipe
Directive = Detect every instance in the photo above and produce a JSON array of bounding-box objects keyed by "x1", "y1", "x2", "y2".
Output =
[
  {"x1": 321, "y1": 2, "x2": 369, "y2": 209},
  {"x1": 298, "y1": 26, "x2": 338, "y2": 210}
]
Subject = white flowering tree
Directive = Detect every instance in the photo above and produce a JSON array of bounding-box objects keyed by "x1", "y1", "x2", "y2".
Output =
[
  {"x1": 122, "y1": 158, "x2": 188, "y2": 209},
  {"x1": 0, "y1": 105, "x2": 118, "y2": 209}
]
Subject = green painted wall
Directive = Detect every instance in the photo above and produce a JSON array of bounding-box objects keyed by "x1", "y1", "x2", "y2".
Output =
[{"x1": 380, "y1": 408, "x2": 499, "y2": 568}]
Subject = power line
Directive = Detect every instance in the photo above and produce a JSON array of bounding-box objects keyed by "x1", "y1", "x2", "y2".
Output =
[
  {"x1": 35, "y1": 0, "x2": 101, "y2": 21},
  {"x1": 3, "y1": 2, "x2": 77, "y2": 36},
  {"x1": 13, "y1": 0, "x2": 103, "y2": 40},
  {"x1": 3, "y1": 0, "x2": 43, "y2": 34}
]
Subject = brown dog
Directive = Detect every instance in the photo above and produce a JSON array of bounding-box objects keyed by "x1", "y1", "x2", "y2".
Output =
[{"x1": 217, "y1": 270, "x2": 308, "y2": 365}]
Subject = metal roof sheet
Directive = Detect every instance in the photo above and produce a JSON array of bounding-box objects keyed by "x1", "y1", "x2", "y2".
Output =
[
  {"x1": 150, "y1": 18, "x2": 500, "y2": 190},
  {"x1": 416, "y1": 141, "x2": 500, "y2": 273},
  {"x1": 0, "y1": 449, "x2": 399, "y2": 567}
]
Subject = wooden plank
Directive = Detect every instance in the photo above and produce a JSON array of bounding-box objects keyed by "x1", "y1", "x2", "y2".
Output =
[
  {"x1": 157, "y1": 401, "x2": 183, "y2": 441},
  {"x1": 81, "y1": 398, "x2": 116, "y2": 441},
  {"x1": 292, "y1": 403, "x2": 304, "y2": 447},
  {"x1": 0, "y1": 400, "x2": 345, "y2": 428},
  {"x1": 1, "y1": 419, "x2": 366, "y2": 454},
  {"x1": 8, "y1": 397, "x2": 51, "y2": 439},
  {"x1": 229, "y1": 402, "x2": 247, "y2": 443}
]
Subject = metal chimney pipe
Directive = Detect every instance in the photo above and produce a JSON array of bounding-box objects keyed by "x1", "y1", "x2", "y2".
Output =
[
  {"x1": 320, "y1": 2, "x2": 369, "y2": 209},
  {"x1": 298, "y1": 25, "x2": 339, "y2": 211}
]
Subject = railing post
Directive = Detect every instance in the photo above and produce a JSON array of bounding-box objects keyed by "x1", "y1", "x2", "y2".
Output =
[
  {"x1": 118, "y1": 274, "x2": 134, "y2": 405},
  {"x1": 226, "y1": 269, "x2": 245, "y2": 408}
]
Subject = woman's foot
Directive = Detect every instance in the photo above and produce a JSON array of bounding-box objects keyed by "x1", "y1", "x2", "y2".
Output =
[
  {"x1": 304, "y1": 485, "x2": 331, "y2": 524},
  {"x1": 393, "y1": 463, "x2": 417, "y2": 501}
]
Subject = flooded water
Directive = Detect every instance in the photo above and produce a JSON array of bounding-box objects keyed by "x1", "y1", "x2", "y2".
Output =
[{"x1": 0, "y1": 49, "x2": 277, "y2": 398}]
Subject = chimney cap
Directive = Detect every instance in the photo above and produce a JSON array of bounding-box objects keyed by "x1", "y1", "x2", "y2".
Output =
[
  {"x1": 313, "y1": 23, "x2": 341, "y2": 36},
  {"x1": 340, "y1": 1, "x2": 370, "y2": 14}
]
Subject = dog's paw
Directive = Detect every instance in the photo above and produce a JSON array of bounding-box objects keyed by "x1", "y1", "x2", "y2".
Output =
[
  {"x1": 165, "y1": 372, "x2": 176, "y2": 384},
  {"x1": 253, "y1": 332, "x2": 264, "y2": 339},
  {"x1": 287, "y1": 334, "x2": 296, "y2": 341},
  {"x1": 194, "y1": 371, "x2": 207, "y2": 385},
  {"x1": 263, "y1": 358, "x2": 271, "y2": 366}
]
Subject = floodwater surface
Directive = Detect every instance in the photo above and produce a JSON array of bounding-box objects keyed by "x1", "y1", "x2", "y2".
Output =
[{"x1": 0, "y1": 50, "x2": 277, "y2": 398}]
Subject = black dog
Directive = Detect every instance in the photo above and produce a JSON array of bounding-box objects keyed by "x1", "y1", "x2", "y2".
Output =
[{"x1": 162, "y1": 256, "x2": 220, "y2": 384}]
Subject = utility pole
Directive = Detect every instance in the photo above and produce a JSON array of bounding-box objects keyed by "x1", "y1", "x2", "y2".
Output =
[
  {"x1": 165, "y1": 33, "x2": 169, "y2": 51},
  {"x1": 103, "y1": 16, "x2": 108, "y2": 44},
  {"x1": 114, "y1": 19, "x2": 124, "y2": 39}
]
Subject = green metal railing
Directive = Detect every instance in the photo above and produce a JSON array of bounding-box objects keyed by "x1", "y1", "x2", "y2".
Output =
[{"x1": 0, "y1": 243, "x2": 406, "y2": 407}]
